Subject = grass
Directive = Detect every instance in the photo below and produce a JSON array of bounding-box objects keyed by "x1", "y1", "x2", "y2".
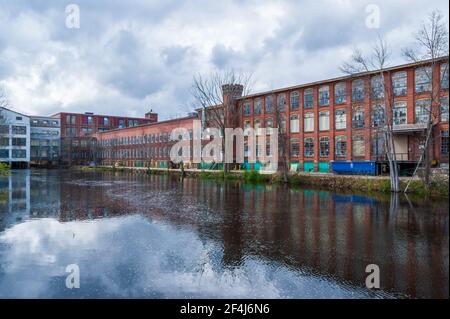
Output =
[
  {"x1": 0, "y1": 162, "x2": 11, "y2": 177},
  {"x1": 76, "y1": 165, "x2": 448, "y2": 199}
]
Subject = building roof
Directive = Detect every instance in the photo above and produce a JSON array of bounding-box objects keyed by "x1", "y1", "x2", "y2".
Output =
[
  {"x1": 238, "y1": 56, "x2": 449, "y2": 100},
  {"x1": 95, "y1": 114, "x2": 197, "y2": 135},
  {"x1": 50, "y1": 111, "x2": 150, "y2": 120},
  {"x1": 0, "y1": 106, "x2": 30, "y2": 118}
]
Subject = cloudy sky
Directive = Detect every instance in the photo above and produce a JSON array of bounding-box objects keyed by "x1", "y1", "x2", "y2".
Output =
[{"x1": 0, "y1": 0, "x2": 448, "y2": 120}]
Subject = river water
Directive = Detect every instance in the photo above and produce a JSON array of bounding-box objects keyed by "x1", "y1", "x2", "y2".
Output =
[{"x1": 0, "y1": 169, "x2": 448, "y2": 298}]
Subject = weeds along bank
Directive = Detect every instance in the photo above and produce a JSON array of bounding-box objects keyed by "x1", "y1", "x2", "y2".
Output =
[
  {"x1": 0, "y1": 163, "x2": 11, "y2": 177},
  {"x1": 77, "y1": 166, "x2": 449, "y2": 199}
]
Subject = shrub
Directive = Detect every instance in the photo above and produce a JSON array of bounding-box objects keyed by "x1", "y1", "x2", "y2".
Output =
[{"x1": 0, "y1": 162, "x2": 11, "y2": 176}]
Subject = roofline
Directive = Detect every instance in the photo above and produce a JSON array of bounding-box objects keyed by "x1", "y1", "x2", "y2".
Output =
[
  {"x1": 50, "y1": 111, "x2": 151, "y2": 120},
  {"x1": 0, "y1": 106, "x2": 31, "y2": 118},
  {"x1": 95, "y1": 115, "x2": 197, "y2": 135},
  {"x1": 239, "y1": 56, "x2": 449, "y2": 100}
]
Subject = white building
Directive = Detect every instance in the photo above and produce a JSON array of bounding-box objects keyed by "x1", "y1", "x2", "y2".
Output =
[
  {"x1": 30, "y1": 116, "x2": 61, "y2": 166},
  {"x1": 0, "y1": 107, "x2": 31, "y2": 168}
]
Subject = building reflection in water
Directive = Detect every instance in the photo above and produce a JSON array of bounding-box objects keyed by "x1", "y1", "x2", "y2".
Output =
[{"x1": 0, "y1": 170, "x2": 448, "y2": 298}]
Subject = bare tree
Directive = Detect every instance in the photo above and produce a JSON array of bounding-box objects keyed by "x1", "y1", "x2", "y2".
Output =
[
  {"x1": 403, "y1": 10, "x2": 449, "y2": 192},
  {"x1": 273, "y1": 92, "x2": 289, "y2": 183},
  {"x1": 0, "y1": 85, "x2": 9, "y2": 137},
  {"x1": 341, "y1": 35, "x2": 400, "y2": 192},
  {"x1": 0, "y1": 86, "x2": 10, "y2": 173},
  {"x1": 192, "y1": 70, "x2": 252, "y2": 173}
]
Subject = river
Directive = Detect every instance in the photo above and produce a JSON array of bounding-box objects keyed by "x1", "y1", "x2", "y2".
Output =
[{"x1": 0, "y1": 169, "x2": 447, "y2": 298}]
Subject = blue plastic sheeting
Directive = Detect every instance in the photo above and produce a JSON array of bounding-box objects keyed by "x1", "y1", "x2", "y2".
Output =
[{"x1": 331, "y1": 161, "x2": 376, "y2": 175}]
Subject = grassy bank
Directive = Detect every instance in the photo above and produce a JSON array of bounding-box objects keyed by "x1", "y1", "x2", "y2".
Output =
[
  {"x1": 286, "y1": 173, "x2": 448, "y2": 198},
  {"x1": 0, "y1": 163, "x2": 11, "y2": 177},
  {"x1": 76, "y1": 166, "x2": 448, "y2": 198}
]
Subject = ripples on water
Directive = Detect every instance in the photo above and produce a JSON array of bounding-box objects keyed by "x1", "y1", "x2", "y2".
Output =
[{"x1": 0, "y1": 170, "x2": 448, "y2": 299}]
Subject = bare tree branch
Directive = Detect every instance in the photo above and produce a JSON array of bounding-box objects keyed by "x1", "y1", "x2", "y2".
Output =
[{"x1": 403, "y1": 9, "x2": 449, "y2": 192}]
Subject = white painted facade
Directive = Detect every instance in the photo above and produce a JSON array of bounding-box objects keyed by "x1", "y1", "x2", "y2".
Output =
[{"x1": 0, "y1": 107, "x2": 31, "y2": 165}]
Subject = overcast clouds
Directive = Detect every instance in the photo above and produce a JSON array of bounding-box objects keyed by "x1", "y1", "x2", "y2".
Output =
[{"x1": 0, "y1": 0, "x2": 448, "y2": 120}]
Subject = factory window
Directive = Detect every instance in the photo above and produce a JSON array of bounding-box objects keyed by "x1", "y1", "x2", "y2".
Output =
[
  {"x1": 290, "y1": 91, "x2": 299, "y2": 109},
  {"x1": 352, "y1": 135, "x2": 365, "y2": 157},
  {"x1": 319, "y1": 137, "x2": 330, "y2": 157},
  {"x1": 254, "y1": 98, "x2": 262, "y2": 115},
  {"x1": 371, "y1": 75, "x2": 384, "y2": 99},
  {"x1": 392, "y1": 71, "x2": 407, "y2": 96},
  {"x1": 304, "y1": 88, "x2": 314, "y2": 109},
  {"x1": 441, "y1": 96, "x2": 449, "y2": 122},
  {"x1": 393, "y1": 101, "x2": 407, "y2": 125},
  {"x1": 319, "y1": 111, "x2": 329, "y2": 131},
  {"x1": 304, "y1": 137, "x2": 314, "y2": 157},
  {"x1": 319, "y1": 85, "x2": 329, "y2": 106},
  {"x1": 243, "y1": 101, "x2": 251, "y2": 116},
  {"x1": 290, "y1": 138, "x2": 300, "y2": 157},
  {"x1": 277, "y1": 93, "x2": 287, "y2": 112},
  {"x1": 304, "y1": 113, "x2": 314, "y2": 132},
  {"x1": 334, "y1": 82, "x2": 347, "y2": 104},
  {"x1": 290, "y1": 115, "x2": 300, "y2": 133},
  {"x1": 415, "y1": 67, "x2": 432, "y2": 93},
  {"x1": 372, "y1": 103, "x2": 386, "y2": 127},
  {"x1": 352, "y1": 79, "x2": 365, "y2": 102},
  {"x1": 335, "y1": 136, "x2": 347, "y2": 157},
  {"x1": 441, "y1": 63, "x2": 449, "y2": 89},
  {"x1": 352, "y1": 107, "x2": 365, "y2": 128},
  {"x1": 441, "y1": 130, "x2": 449, "y2": 155},
  {"x1": 415, "y1": 99, "x2": 431, "y2": 124},
  {"x1": 66, "y1": 115, "x2": 76, "y2": 125},
  {"x1": 335, "y1": 109, "x2": 346, "y2": 130},
  {"x1": 265, "y1": 95, "x2": 274, "y2": 113}
]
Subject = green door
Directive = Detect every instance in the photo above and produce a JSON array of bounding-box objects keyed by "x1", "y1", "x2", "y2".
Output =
[
  {"x1": 303, "y1": 162, "x2": 314, "y2": 172},
  {"x1": 318, "y1": 162, "x2": 330, "y2": 173}
]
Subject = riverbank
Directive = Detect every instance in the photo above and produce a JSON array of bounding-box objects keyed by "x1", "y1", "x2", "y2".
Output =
[
  {"x1": 78, "y1": 165, "x2": 449, "y2": 199},
  {"x1": 0, "y1": 163, "x2": 11, "y2": 177}
]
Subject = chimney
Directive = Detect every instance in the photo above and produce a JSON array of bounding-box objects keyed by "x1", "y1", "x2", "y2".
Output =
[{"x1": 222, "y1": 84, "x2": 243, "y2": 105}]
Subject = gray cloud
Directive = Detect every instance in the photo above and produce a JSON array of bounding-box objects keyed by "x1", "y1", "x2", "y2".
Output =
[{"x1": 0, "y1": 0, "x2": 448, "y2": 120}]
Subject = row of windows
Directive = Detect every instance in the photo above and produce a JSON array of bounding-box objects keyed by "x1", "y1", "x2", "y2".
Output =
[
  {"x1": 98, "y1": 130, "x2": 194, "y2": 148},
  {"x1": 30, "y1": 139, "x2": 59, "y2": 147},
  {"x1": 289, "y1": 136, "x2": 350, "y2": 158},
  {"x1": 244, "y1": 97, "x2": 449, "y2": 133},
  {"x1": 99, "y1": 146, "x2": 171, "y2": 159},
  {"x1": 31, "y1": 119, "x2": 59, "y2": 127},
  {"x1": 243, "y1": 64, "x2": 449, "y2": 116},
  {"x1": 94, "y1": 129, "x2": 450, "y2": 160},
  {"x1": 0, "y1": 125, "x2": 28, "y2": 135},
  {"x1": 0, "y1": 149, "x2": 27, "y2": 158},
  {"x1": 66, "y1": 115, "x2": 142, "y2": 127},
  {"x1": 0, "y1": 137, "x2": 27, "y2": 147}
]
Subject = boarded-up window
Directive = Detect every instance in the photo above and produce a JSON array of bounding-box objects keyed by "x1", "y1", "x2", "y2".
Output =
[
  {"x1": 290, "y1": 114, "x2": 299, "y2": 133},
  {"x1": 304, "y1": 113, "x2": 314, "y2": 132},
  {"x1": 319, "y1": 111, "x2": 329, "y2": 131},
  {"x1": 352, "y1": 135, "x2": 365, "y2": 157}
]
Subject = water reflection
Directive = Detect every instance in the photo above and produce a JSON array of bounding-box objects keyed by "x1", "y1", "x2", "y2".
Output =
[{"x1": 0, "y1": 170, "x2": 448, "y2": 298}]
